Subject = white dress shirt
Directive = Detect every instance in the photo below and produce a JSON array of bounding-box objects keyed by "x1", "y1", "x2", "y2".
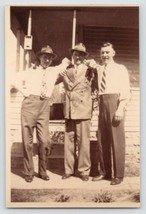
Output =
[
  {"x1": 98, "y1": 61, "x2": 130, "y2": 101},
  {"x1": 11, "y1": 65, "x2": 62, "y2": 98}
]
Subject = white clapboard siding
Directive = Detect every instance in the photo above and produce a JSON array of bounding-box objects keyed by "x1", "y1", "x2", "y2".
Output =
[
  {"x1": 9, "y1": 88, "x2": 140, "y2": 144},
  {"x1": 125, "y1": 88, "x2": 140, "y2": 133}
]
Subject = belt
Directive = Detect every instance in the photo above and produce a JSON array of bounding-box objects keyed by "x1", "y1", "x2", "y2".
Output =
[
  {"x1": 29, "y1": 94, "x2": 50, "y2": 100},
  {"x1": 99, "y1": 93, "x2": 119, "y2": 97},
  {"x1": 99, "y1": 94, "x2": 119, "y2": 101}
]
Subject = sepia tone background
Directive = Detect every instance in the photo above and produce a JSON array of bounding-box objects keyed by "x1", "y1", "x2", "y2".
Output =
[{"x1": 6, "y1": 5, "x2": 140, "y2": 208}]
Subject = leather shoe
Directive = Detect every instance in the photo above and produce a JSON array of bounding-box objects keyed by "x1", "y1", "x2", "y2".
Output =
[
  {"x1": 62, "y1": 174, "x2": 72, "y2": 179},
  {"x1": 104, "y1": 175, "x2": 112, "y2": 181},
  {"x1": 80, "y1": 175, "x2": 89, "y2": 181},
  {"x1": 25, "y1": 175, "x2": 33, "y2": 183},
  {"x1": 38, "y1": 174, "x2": 50, "y2": 181},
  {"x1": 92, "y1": 175, "x2": 111, "y2": 181},
  {"x1": 110, "y1": 178, "x2": 123, "y2": 185},
  {"x1": 92, "y1": 175, "x2": 104, "y2": 181}
]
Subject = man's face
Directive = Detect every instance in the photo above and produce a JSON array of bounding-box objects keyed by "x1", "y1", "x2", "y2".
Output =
[
  {"x1": 72, "y1": 51, "x2": 86, "y2": 65},
  {"x1": 39, "y1": 53, "x2": 53, "y2": 69},
  {"x1": 100, "y1": 46, "x2": 115, "y2": 65}
]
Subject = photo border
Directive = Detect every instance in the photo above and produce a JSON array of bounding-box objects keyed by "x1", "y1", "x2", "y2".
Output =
[{"x1": 1, "y1": 0, "x2": 146, "y2": 213}]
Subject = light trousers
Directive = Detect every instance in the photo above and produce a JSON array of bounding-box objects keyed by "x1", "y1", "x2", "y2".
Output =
[
  {"x1": 64, "y1": 119, "x2": 91, "y2": 176},
  {"x1": 21, "y1": 95, "x2": 50, "y2": 176}
]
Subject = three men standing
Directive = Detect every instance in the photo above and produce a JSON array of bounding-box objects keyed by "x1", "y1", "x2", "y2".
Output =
[{"x1": 12, "y1": 42, "x2": 130, "y2": 185}]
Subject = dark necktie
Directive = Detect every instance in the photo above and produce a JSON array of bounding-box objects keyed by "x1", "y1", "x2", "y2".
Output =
[{"x1": 100, "y1": 65, "x2": 107, "y2": 93}]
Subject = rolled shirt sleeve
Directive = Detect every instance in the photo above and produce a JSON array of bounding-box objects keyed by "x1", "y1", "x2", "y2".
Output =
[{"x1": 118, "y1": 65, "x2": 131, "y2": 101}]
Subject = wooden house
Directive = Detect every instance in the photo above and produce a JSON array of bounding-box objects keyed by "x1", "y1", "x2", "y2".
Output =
[{"x1": 6, "y1": 6, "x2": 139, "y2": 173}]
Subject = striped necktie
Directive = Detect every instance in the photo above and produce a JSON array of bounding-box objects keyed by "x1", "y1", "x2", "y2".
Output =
[{"x1": 100, "y1": 64, "x2": 107, "y2": 93}]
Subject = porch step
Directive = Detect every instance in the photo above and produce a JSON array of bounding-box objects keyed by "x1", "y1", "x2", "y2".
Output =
[{"x1": 11, "y1": 141, "x2": 99, "y2": 176}]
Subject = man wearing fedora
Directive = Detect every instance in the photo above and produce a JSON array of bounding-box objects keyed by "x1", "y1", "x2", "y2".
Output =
[
  {"x1": 56, "y1": 43, "x2": 97, "y2": 181},
  {"x1": 11, "y1": 45, "x2": 69, "y2": 182}
]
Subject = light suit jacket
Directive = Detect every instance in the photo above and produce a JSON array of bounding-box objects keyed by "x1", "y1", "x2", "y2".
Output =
[{"x1": 56, "y1": 63, "x2": 96, "y2": 120}]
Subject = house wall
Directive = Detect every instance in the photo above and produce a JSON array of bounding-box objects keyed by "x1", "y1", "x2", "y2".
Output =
[
  {"x1": 7, "y1": 7, "x2": 140, "y2": 174},
  {"x1": 10, "y1": 87, "x2": 140, "y2": 176}
]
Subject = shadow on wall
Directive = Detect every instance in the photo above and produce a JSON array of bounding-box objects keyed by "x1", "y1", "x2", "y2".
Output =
[
  {"x1": 11, "y1": 141, "x2": 100, "y2": 176},
  {"x1": 50, "y1": 103, "x2": 64, "y2": 120}
]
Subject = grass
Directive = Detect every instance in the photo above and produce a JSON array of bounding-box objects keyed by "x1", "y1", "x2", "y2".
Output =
[
  {"x1": 92, "y1": 191, "x2": 114, "y2": 203},
  {"x1": 11, "y1": 188, "x2": 140, "y2": 203}
]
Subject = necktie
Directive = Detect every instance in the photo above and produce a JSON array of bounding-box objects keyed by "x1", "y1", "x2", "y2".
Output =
[
  {"x1": 74, "y1": 65, "x2": 78, "y2": 79},
  {"x1": 100, "y1": 65, "x2": 107, "y2": 93},
  {"x1": 40, "y1": 70, "x2": 47, "y2": 99}
]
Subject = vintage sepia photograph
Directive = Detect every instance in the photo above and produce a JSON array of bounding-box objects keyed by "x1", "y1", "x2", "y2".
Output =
[{"x1": 5, "y1": 5, "x2": 140, "y2": 208}]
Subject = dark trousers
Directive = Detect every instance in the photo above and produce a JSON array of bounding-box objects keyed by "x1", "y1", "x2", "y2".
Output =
[
  {"x1": 21, "y1": 95, "x2": 50, "y2": 176},
  {"x1": 98, "y1": 94, "x2": 125, "y2": 178},
  {"x1": 64, "y1": 119, "x2": 91, "y2": 176}
]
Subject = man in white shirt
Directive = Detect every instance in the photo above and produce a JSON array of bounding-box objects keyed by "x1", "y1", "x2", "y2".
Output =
[
  {"x1": 11, "y1": 45, "x2": 69, "y2": 182},
  {"x1": 92, "y1": 42, "x2": 130, "y2": 185}
]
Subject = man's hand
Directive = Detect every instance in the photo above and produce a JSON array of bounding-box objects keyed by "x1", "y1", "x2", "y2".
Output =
[
  {"x1": 83, "y1": 59, "x2": 99, "y2": 70},
  {"x1": 59, "y1": 69, "x2": 67, "y2": 77},
  {"x1": 114, "y1": 108, "x2": 124, "y2": 122},
  {"x1": 61, "y1": 57, "x2": 72, "y2": 69},
  {"x1": 58, "y1": 58, "x2": 72, "y2": 77},
  {"x1": 45, "y1": 143, "x2": 53, "y2": 156}
]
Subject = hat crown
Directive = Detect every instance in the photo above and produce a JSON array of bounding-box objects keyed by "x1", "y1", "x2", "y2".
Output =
[
  {"x1": 40, "y1": 45, "x2": 54, "y2": 54},
  {"x1": 36, "y1": 45, "x2": 57, "y2": 59},
  {"x1": 73, "y1": 43, "x2": 86, "y2": 53}
]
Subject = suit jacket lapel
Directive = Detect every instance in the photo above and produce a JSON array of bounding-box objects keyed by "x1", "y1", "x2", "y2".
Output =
[
  {"x1": 66, "y1": 66, "x2": 75, "y2": 82},
  {"x1": 72, "y1": 64, "x2": 87, "y2": 88},
  {"x1": 64, "y1": 64, "x2": 88, "y2": 89}
]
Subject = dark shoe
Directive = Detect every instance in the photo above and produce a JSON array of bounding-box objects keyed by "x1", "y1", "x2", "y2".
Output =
[
  {"x1": 104, "y1": 175, "x2": 112, "y2": 181},
  {"x1": 110, "y1": 177, "x2": 123, "y2": 185},
  {"x1": 80, "y1": 175, "x2": 89, "y2": 181},
  {"x1": 62, "y1": 174, "x2": 72, "y2": 179},
  {"x1": 25, "y1": 175, "x2": 33, "y2": 183},
  {"x1": 92, "y1": 175, "x2": 104, "y2": 181},
  {"x1": 38, "y1": 174, "x2": 50, "y2": 181},
  {"x1": 92, "y1": 175, "x2": 111, "y2": 181}
]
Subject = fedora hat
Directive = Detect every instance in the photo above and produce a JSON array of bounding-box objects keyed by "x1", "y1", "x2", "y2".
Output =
[
  {"x1": 36, "y1": 45, "x2": 57, "y2": 60},
  {"x1": 70, "y1": 43, "x2": 89, "y2": 56}
]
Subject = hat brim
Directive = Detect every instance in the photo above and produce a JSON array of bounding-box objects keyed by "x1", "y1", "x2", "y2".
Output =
[
  {"x1": 70, "y1": 48, "x2": 89, "y2": 57},
  {"x1": 36, "y1": 51, "x2": 57, "y2": 60}
]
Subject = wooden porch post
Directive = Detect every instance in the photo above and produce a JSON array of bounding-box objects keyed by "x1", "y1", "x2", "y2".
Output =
[
  {"x1": 16, "y1": 29, "x2": 21, "y2": 72},
  {"x1": 24, "y1": 10, "x2": 32, "y2": 70},
  {"x1": 72, "y1": 10, "x2": 76, "y2": 48}
]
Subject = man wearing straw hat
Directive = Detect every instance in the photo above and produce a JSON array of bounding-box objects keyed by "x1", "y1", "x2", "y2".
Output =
[
  {"x1": 11, "y1": 45, "x2": 69, "y2": 182},
  {"x1": 56, "y1": 43, "x2": 97, "y2": 181}
]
